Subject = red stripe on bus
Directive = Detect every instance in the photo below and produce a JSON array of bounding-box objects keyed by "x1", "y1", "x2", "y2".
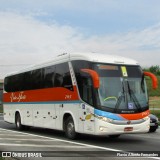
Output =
[
  {"x1": 3, "y1": 86, "x2": 79, "y2": 103},
  {"x1": 120, "y1": 110, "x2": 150, "y2": 120}
]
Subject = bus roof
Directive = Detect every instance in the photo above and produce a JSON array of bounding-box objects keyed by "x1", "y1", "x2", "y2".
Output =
[
  {"x1": 70, "y1": 52, "x2": 138, "y2": 65},
  {"x1": 5, "y1": 52, "x2": 139, "y2": 77}
]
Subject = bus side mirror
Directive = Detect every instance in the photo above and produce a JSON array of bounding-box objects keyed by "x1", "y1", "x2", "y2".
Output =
[
  {"x1": 144, "y1": 72, "x2": 158, "y2": 89},
  {"x1": 81, "y1": 69, "x2": 100, "y2": 89}
]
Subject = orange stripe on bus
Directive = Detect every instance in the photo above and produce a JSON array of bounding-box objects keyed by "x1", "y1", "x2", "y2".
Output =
[
  {"x1": 120, "y1": 110, "x2": 150, "y2": 120},
  {"x1": 3, "y1": 86, "x2": 79, "y2": 103}
]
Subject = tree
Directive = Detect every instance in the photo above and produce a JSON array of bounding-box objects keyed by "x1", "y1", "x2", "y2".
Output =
[{"x1": 149, "y1": 65, "x2": 160, "y2": 75}]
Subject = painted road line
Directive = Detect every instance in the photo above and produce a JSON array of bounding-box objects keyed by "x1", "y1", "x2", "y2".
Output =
[
  {"x1": 0, "y1": 128, "x2": 159, "y2": 160},
  {"x1": 0, "y1": 143, "x2": 91, "y2": 148},
  {"x1": 0, "y1": 134, "x2": 33, "y2": 137},
  {"x1": 0, "y1": 128, "x2": 122, "y2": 152},
  {"x1": 0, "y1": 138, "x2": 58, "y2": 141}
]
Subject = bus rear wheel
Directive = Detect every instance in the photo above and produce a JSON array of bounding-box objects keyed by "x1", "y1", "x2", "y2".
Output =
[
  {"x1": 15, "y1": 113, "x2": 24, "y2": 131},
  {"x1": 65, "y1": 116, "x2": 77, "y2": 140}
]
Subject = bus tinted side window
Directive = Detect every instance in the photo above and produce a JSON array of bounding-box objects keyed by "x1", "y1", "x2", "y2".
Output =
[
  {"x1": 43, "y1": 66, "x2": 55, "y2": 88},
  {"x1": 4, "y1": 77, "x2": 12, "y2": 92},
  {"x1": 30, "y1": 69, "x2": 42, "y2": 90},
  {"x1": 4, "y1": 73, "x2": 24, "y2": 92},
  {"x1": 72, "y1": 60, "x2": 94, "y2": 105},
  {"x1": 23, "y1": 69, "x2": 43, "y2": 91},
  {"x1": 4, "y1": 62, "x2": 73, "y2": 92},
  {"x1": 79, "y1": 73, "x2": 93, "y2": 105},
  {"x1": 55, "y1": 63, "x2": 73, "y2": 90},
  {"x1": 23, "y1": 71, "x2": 32, "y2": 91}
]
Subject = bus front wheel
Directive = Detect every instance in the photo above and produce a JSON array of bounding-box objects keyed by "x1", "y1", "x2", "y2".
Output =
[
  {"x1": 65, "y1": 116, "x2": 77, "y2": 140},
  {"x1": 15, "y1": 113, "x2": 24, "y2": 131}
]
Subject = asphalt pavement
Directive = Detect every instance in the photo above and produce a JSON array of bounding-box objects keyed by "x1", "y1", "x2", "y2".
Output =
[{"x1": 0, "y1": 114, "x2": 160, "y2": 160}]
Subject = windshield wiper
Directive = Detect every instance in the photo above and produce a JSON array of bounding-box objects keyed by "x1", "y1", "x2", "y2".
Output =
[
  {"x1": 141, "y1": 74, "x2": 145, "y2": 93},
  {"x1": 126, "y1": 81, "x2": 142, "y2": 112},
  {"x1": 114, "y1": 80, "x2": 125, "y2": 112},
  {"x1": 115, "y1": 79, "x2": 142, "y2": 113}
]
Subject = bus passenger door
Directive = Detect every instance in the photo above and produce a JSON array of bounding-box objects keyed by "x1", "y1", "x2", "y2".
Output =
[
  {"x1": 78, "y1": 75, "x2": 95, "y2": 134},
  {"x1": 79, "y1": 103, "x2": 95, "y2": 134}
]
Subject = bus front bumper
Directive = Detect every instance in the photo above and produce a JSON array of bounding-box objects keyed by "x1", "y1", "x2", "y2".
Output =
[{"x1": 94, "y1": 118, "x2": 150, "y2": 136}]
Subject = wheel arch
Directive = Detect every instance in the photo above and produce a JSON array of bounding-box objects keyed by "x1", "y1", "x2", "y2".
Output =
[
  {"x1": 15, "y1": 110, "x2": 22, "y2": 123},
  {"x1": 63, "y1": 112, "x2": 77, "y2": 132}
]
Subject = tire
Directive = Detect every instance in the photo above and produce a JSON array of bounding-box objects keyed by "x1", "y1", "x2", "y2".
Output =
[
  {"x1": 15, "y1": 113, "x2": 24, "y2": 131},
  {"x1": 108, "y1": 134, "x2": 121, "y2": 138},
  {"x1": 65, "y1": 116, "x2": 77, "y2": 140},
  {"x1": 24, "y1": 126, "x2": 31, "y2": 130},
  {"x1": 149, "y1": 127, "x2": 157, "y2": 133}
]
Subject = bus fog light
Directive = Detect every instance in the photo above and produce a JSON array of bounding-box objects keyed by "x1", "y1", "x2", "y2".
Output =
[
  {"x1": 99, "y1": 126, "x2": 107, "y2": 132},
  {"x1": 99, "y1": 127, "x2": 104, "y2": 131}
]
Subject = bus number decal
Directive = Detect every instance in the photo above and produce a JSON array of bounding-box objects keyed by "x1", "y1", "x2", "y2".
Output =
[{"x1": 65, "y1": 94, "x2": 72, "y2": 100}]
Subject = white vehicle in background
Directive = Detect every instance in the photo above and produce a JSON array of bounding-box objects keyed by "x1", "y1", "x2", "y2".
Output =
[{"x1": 3, "y1": 53, "x2": 158, "y2": 139}]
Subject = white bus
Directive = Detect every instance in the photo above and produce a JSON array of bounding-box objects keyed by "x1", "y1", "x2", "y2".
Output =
[{"x1": 3, "y1": 53, "x2": 158, "y2": 139}]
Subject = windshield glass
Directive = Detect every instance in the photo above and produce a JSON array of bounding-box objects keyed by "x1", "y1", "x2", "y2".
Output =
[
  {"x1": 94, "y1": 64, "x2": 148, "y2": 113},
  {"x1": 72, "y1": 60, "x2": 149, "y2": 114}
]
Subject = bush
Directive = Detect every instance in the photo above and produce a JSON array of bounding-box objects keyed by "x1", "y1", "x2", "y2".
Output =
[{"x1": 146, "y1": 76, "x2": 160, "y2": 96}]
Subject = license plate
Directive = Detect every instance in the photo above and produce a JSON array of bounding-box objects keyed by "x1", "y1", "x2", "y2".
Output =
[{"x1": 124, "y1": 127, "x2": 133, "y2": 132}]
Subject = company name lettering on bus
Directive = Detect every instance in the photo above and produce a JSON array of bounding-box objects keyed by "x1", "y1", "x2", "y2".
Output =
[
  {"x1": 98, "y1": 65, "x2": 118, "y2": 70},
  {"x1": 10, "y1": 92, "x2": 26, "y2": 102}
]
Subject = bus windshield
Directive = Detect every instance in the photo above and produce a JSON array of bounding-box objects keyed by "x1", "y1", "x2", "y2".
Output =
[
  {"x1": 94, "y1": 64, "x2": 148, "y2": 113},
  {"x1": 72, "y1": 60, "x2": 149, "y2": 114}
]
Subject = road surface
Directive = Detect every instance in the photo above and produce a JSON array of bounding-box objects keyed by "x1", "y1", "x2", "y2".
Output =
[{"x1": 0, "y1": 114, "x2": 160, "y2": 160}]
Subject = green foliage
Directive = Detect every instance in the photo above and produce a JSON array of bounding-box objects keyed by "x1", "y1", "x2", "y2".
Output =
[
  {"x1": 146, "y1": 76, "x2": 160, "y2": 96},
  {"x1": 143, "y1": 65, "x2": 160, "y2": 96},
  {"x1": 148, "y1": 65, "x2": 160, "y2": 76}
]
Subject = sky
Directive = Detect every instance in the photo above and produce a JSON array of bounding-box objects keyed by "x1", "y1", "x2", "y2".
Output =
[{"x1": 0, "y1": 0, "x2": 160, "y2": 78}]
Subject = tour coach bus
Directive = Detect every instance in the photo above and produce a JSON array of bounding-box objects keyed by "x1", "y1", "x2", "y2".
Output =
[{"x1": 3, "y1": 53, "x2": 158, "y2": 139}]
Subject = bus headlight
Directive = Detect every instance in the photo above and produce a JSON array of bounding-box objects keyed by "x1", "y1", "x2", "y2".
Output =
[{"x1": 101, "y1": 117, "x2": 113, "y2": 123}]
